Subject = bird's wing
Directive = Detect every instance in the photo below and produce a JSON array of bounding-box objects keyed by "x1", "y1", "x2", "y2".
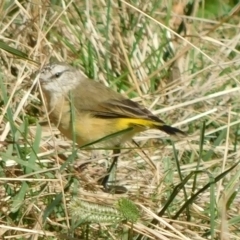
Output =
[
  {"x1": 71, "y1": 79, "x2": 164, "y2": 123},
  {"x1": 96, "y1": 99, "x2": 164, "y2": 123}
]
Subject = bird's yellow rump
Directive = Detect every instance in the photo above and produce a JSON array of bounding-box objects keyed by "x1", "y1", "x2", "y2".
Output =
[{"x1": 38, "y1": 62, "x2": 185, "y2": 192}]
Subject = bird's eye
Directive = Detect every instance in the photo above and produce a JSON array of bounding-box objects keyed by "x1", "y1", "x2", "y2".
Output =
[{"x1": 55, "y1": 72, "x2": 62, "y2": 78}]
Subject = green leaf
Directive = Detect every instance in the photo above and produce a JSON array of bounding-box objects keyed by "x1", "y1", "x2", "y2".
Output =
[
  {"x1": 0, "y1": 40, "x2": 38, "y2": 63},
  {"x1": 11, "y1": 182, "x2": 29, "y2": 213}
]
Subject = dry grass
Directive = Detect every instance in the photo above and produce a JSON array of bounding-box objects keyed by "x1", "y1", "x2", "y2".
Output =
[{"x1": 0, "y1": 0, "x2": 240, "y2": 239}]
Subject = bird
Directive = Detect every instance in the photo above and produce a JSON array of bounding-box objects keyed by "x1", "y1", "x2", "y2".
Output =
[{"x1": 38, "y1": 62, "x2": 185, "y2": 193}]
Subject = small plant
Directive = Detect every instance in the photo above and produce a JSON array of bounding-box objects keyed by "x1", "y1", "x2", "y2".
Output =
[{"x1": 69, "y1": 197, "x2": 140, "y2": 224}]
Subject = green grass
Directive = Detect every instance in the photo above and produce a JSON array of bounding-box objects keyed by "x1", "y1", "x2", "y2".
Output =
[{"x1": 0, "y1": 0, "x2": 240, "y2": 239}]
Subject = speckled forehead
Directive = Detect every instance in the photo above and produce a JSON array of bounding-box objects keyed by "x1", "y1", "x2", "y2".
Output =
[
  {"x1": 40, "y1": 64, "x2": 56, "y2": 74},
  {"x1": 40, "y1": 64, "x2": 70, "y2": 75}
]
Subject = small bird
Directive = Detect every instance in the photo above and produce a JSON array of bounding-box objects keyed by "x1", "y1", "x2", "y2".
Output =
[{"x1": 39, "y1": 62, "x2": 185, "y2": 192}]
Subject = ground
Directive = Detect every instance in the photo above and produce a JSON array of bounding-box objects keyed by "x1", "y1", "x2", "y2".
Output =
[{"x1": 0, "y1": 1, "x2": 240, "y2": 239}]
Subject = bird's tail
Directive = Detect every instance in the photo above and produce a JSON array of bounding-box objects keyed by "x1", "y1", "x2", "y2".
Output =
[
  {"x1": 115, "y1": 117, "x2": 185, "y2": 136},
  {"x1": 156, "y1": 124, "x2": 186, "y2": 136}
]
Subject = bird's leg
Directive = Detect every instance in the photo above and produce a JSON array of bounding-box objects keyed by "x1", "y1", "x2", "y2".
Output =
[
  {"x1": 101, "y1": 148, "x2": 127, "y2": 193},
  {"x1": 101, "y1": 148, "x2": 120, "y2": 188}
]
